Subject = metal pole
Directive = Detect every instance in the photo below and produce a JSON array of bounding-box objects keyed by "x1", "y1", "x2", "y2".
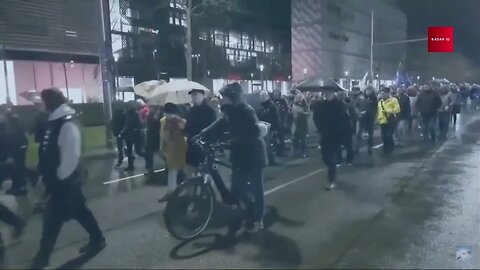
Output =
[
  {"x1": 99, "y1": 0, "x2": 114, "y2": 149},
  {"x1": 261, "y1": 71, "x2": 264, "y2": 90},
  {"x1": 1, "y1": 44, "x2": 10, "y2": 100},
  {"x1": 370, "y1": 10, "x2": 374, "y2": 85},
  {"x1": 62, "y1": 62, "x2": 70, "y2": 100}
]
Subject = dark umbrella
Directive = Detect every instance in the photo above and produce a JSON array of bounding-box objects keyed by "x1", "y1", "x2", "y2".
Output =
[
  {"x1": 428, "y1": 78, "x2": 450, "y2": 85},
  {"x1": 296, "y1": 78, "x2": 347, "y2": 92}
]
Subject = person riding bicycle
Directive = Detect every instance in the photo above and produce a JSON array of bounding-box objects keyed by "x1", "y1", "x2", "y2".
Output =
[{"x1": 194, "y1": 82, "x2": 268, "y2": 233}]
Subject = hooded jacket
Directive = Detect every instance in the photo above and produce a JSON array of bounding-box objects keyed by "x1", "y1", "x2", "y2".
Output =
[{"x1": 42, "y1": 104, "x2": 81, "y2": 181}]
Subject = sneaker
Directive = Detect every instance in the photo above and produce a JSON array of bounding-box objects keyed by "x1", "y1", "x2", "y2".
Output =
[
  {"x1": 245, "y1": 221, "x2": 264, "y2": 233},
  {"x1": 79, "y1": 238, "x2": 106, "y2": 254},
  {"x1": 115, "y1": 162, "x2": 123, "y2": 168},
  {"x1": 325, "y1": 183, "x2": 336, "y2": 190}
]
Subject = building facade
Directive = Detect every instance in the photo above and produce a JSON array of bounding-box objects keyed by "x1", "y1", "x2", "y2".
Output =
[
  {"x1": 291, "y1": 0, "x2": 407, "y2": 85},
  {"x1": 114, "y1": 0, "x2": 292, "y2": 94},
  {"x1": 0, "y1": 0, "x2": 103, "y2": 105}
]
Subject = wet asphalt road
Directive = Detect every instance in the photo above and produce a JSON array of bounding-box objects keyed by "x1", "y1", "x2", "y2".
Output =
[{"x1": 1, "y1": 113, "x2": 480, "y2": 269}]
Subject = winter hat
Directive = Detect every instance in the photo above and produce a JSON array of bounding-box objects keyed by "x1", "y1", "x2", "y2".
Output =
[
  {"x1": 220, "y1": 83, "x2": 243, "y2": 101},
  {"x1": 163, "y1": 102, "x2": 179, "y2": 114}
]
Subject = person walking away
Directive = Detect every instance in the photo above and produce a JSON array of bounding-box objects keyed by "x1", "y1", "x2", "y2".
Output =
[
  {"x1": 121, "y1": 102, "x2": 144, "y2": 171},
  {"x1": 271, "y1": 90, "x2": 290, "y2": 156},
  {"x1": 450, "y1": 84, "x2": 462, "y2": 128},
  {"x1": 158, "y1": 103, "x2": 187, "y2": 202},
  {"x1": 4, "y1": 113, "x2": 28, "y2": 196},
  {"x1": 438, "y1": 86, "x2": 453, "y2": 140},
  {"x1": 196, "y1": 83, "x2": 267, "y2": 232},
  {"x1": 416, "y1": 83, "x2": 442, "y2": 143},
  {"x1": 111, "y1": 102, "x2": 127, "y2": 168},
  {"x1": 31, "y1": 88, "x2": 105, "y2": 269},
  {"x1": 144, "y1": 107, "x2": 162, "y2": 176},
  {"x1": 257, "y1": 90, "x2": 280, "y2": 166},
  {"x1": 396, "y1": 88, "x2": 411, "y2": 146},
  {"x1": 291, "y1": 92, "x2": 310, "y2": 158},
  {"x1": 337, "y1": 91, "x2": 356, "y2": 165},
  {"x1": 316, "y1": 91, "x2": 350, "y2": 190},
  {"x1": 377, "y1": 87, "x2": 400, "y2": 155},
  {"x1": 356, "y1": 85, "x2": 377, "y2": 155}
]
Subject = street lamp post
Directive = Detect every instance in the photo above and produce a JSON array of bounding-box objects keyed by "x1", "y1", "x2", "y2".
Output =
[
  {"x1": 345, "y1": 70, "x2": 350, "y2": 90},
  {"x1": 303, "y1": 68, "x2": 307, "y2": 80},
  {"x1": 113, "y1": 53, "x2": 122, "y2": 100},
  {"x1": 152, "y1": 49, "x2": 159, "y2": 80},
  {"x1": 260, "y1": 64, "x2": 265, "y2": 90}
]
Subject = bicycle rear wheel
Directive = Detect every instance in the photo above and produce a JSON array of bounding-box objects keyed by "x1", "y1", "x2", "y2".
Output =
[{"x1": 164, "y1": 177, "x2": 215, "y2": 240}]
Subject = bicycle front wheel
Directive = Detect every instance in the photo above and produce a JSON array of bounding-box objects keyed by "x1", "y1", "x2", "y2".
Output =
[{"x1": 164, "y1": 177, "x2": 215, "y2": 240}]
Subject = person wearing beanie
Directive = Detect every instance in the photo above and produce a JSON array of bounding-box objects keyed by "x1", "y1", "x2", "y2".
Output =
[
  {"x1": 197, "y1": 83, "x2": 268, "y2": 233},
  {"x1": 158, "y1": 102, "x2": 187, "y2": 202},
  {"x1": 31, "y1": 88, "x2": 105, "y2": 269}
]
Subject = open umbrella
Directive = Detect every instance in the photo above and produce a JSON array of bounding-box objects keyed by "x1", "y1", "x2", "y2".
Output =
[
  {"x1": 133, "y1": 80, "x2": 166, "y2": 98},
  {"x1": 428, "y1": 78, "x2": 450, "y2": 85},
  {"x1": 19, "y1": 89, "x2": 39, "y2": 102},
  {"x1": 147, "y1": 80, "x2": 211, "y2": 106},
  {"x1": 296, "y1": 78, "x2": 347, "y2": 92}
]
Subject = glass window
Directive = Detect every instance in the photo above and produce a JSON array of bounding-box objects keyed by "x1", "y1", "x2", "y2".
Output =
[
  {"x1": 170, "y1": 0, "x2": 175, "y2": 8},
  {"x1": 169, "y1": 16, "x2": 174, "y2": 24},
  {"x1": 199, "y1": 32, "x2": 207, "y2": 40},
  {"x1": 226, "y1": 49, "x2": 235, "y2": 62},
  {"x1": 241, "y1": 34, "x2": 250, "y2": 50},
  {"x1": 229, "y1": 32, "x2": 241, "y2": 49},
  {"x1": 254, "y1": 37, "x2": 264, "y2": 52},
  {"x1": 214, "y1": 30, "x2": 224, "y2": 46}
]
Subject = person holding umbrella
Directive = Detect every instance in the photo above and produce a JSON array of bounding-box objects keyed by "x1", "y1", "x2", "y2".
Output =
[{"x1": 316, "y1": 90, "x2": 350, "y2": 190}]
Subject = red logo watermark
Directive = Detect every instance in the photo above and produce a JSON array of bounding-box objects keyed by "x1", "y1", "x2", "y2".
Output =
[{"x1": 428, "y1": 26, "x2": 454, "y2": 52}]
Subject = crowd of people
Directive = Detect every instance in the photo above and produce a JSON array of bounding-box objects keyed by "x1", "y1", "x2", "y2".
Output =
[{"x1": 0, "y1": 80, "x2": 479, "y2": 268}]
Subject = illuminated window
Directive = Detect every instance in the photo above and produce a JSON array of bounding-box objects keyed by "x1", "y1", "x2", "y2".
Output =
[
  {"x1": 169, "y1": 16, "x2": 174, "y2": 24},
  {"x1": 214, "y1": 30, "x2": 224, "y2": 46},
  {"x1": 175, "y1": 17, "x2": 180, "y2": 25},
  {"x1": 226, "y1": 49, "x2": 235, "y2": 62},
  {"x1": 254, "y1": 37, "x2": 264, "y2": 52},
  {"x1": 229, "y1": 32, "x2": 241, "y2": 48},
  {"x1": 241, "y1": 34, "x2": 250, "y2": 50},
  {"x1": 199, "y1": 32, "x2": 208, "y2": 40}
]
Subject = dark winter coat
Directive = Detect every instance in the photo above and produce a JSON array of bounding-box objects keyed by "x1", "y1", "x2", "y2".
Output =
[
  {"x1": 416, "y1": 90, "x2": 442, "y2": 118},
  {"x1": 398, "y1": 93, "x2": 411, "y2": 120},
  {"x1": 213, "y1": 102, "x2": 268, "y2": 170},
  {"x1": 358, "y1": 93, "x2": 378, "y2": 123},
  {"x1": 184, "y1": 101, "x2": 218, "y2": 166},
  {"x1": 122, "y1": 109, "x2": 142, "y2": 139},
  {"x1": 32, "y1": 111, "x2": 49, "y2": 143},
  {"x1": 316, "y1": 98, "x2": 350, "y2": 146},
  {"x1": 146, "y1": 110, "x2": 161, "y2": 152},
  {"x1": 111, "y1": 109, "x2": 126, "y2": 137},
  {"x1": 257, "y1": 99, "x2": 280, "y2": 132}
]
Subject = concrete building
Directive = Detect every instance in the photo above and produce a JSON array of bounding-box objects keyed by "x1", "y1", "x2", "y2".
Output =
[
  {"x1": 0, "y1": 0, "x2": 103, "y2": 105},
  {"x1": 291, "y1": 0, "x2": 407, "y2": 87}
]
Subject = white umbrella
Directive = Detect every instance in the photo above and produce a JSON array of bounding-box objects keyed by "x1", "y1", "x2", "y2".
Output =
[
  {"x1": 133, "y1": 80, "x2": 166, "y2": 98},
  {"x1": 147, "y1": 80, "x2": 211, "y2": 105},
  {"x1": 19, "y1": 89, "x2": 39, "y2": 102}
]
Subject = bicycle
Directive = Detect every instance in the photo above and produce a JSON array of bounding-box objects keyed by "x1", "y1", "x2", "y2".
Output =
[{"x1": 163, "y1": 139, "x2": 233, "y2": 240}]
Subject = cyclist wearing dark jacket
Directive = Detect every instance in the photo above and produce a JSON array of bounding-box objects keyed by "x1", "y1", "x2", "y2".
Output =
[{"x1": 199, "y1": 83, "x2": 267, "y2": 233}]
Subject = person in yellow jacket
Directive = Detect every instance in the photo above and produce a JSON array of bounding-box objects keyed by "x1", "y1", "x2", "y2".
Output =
[
  {"x1": 377, "y1": 87, "x2": 401, "y2": 155},
  {"x1": 158, "y1": 103, "x2": 187, "y2": 202}
]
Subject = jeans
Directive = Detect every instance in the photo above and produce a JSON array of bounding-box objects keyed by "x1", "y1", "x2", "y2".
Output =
[
  {"x1": 381, "y1": 123, "x2": 395, "y2": 154},
  {"x1": 293, "y1": 133, "x2": 307, "y2": 156},
  {"x1": 321, "y1": 143, "x2": 339, "y2": 183},
  {"x1": 421, "y1": 115, "x2": 438, "y2": 142},
  {"x1": 231, "y1": 167, "x2": 264, "y2": 224},
  {"x1": 35, "y1": 188, "x2": 103, "y2": 263},
  {"x1": 356, "y1": 119, "x2": 374, "y2": 153},
  {"x1": 115, "y1": 136, "x2": 124, "y2": 165},
  {"x1": 338, "y1": 135, "x2": 354, "y2": 164},
  {"x1": 438, "y1": 111, "x2": 450, "y2": 139},
  {"x1": 124, "y1": 135, "x2": 144, "y2": 168}
]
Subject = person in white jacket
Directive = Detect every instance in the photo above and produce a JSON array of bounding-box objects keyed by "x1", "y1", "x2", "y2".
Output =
[{"x1": 31, "y1": 88, "x2": 105, "y2": 269}]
